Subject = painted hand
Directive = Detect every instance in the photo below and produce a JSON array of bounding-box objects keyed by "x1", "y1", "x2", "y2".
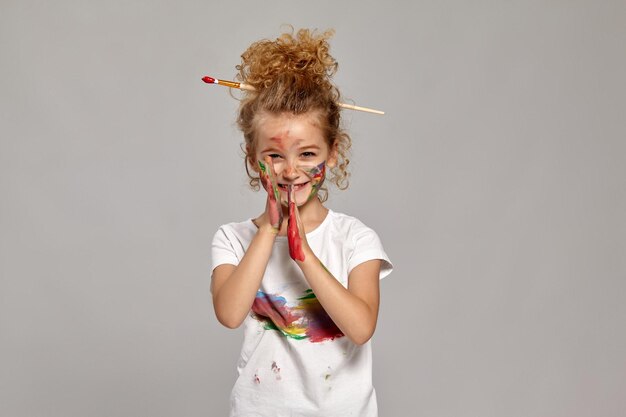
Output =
[
  {"x1": 287, "y1": 184, "x2": 308, "y2": 262},
  {"x1": 259, "y1": 157, "x2": 283, "y2": 232}
]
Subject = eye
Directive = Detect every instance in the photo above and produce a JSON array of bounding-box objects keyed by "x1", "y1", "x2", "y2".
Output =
[
  {"x1": 268, "y1": 153, "x2": 282, "y2": 159},
  {"x1": 301, "y1": 151, "x2": 316, "y2": 158}
]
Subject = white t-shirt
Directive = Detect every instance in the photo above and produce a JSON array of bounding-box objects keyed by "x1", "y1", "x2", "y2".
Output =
[{"x1": 211, "y1": 210, "x2": 393, "y2": 417}]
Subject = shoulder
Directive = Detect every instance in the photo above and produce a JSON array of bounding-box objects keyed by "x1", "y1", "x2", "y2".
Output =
[
  {"x1": 215, "y1": 218, "x2": 256, "y2": 234},
  {"x1": 212, "y1": 219, "x2": 257, "y2": 245},
  {"x1": 211, "y1": 219, "x2": 257, "y2": 270},
  {"x1": 326, "y1": 210, "x2": 379, "y2": 240},
  {"x1": 326, "y1": 210, "x2": 394, "y2": 279}
]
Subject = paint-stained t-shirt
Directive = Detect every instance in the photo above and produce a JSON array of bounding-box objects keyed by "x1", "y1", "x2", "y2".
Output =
[{"x1": 211, "y1": 210, "x2": 393, "y2": 417}]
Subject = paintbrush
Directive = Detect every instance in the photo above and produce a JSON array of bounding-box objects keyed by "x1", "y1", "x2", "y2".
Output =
[{"x1": 202, "y1": 76, "x2": 385, "y2": 115}]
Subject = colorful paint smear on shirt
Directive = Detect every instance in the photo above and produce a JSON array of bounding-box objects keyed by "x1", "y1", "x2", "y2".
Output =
[{"x1": 252, "y1": 290, "x2": 344, "y2": 343}]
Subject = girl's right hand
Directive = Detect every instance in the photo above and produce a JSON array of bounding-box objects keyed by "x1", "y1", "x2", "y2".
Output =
[{"x1": 258, "y1": 157, "x2": 284, "y2": 233}]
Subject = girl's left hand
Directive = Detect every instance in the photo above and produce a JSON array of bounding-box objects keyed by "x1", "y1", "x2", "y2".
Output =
[{"x1": 287, "y1": 185, "x2": 311, "y2": 262}]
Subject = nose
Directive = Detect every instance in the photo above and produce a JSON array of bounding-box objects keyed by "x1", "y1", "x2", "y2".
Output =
[{"x1": 281, "y1": 161, "x2": 299, "y2": 180}]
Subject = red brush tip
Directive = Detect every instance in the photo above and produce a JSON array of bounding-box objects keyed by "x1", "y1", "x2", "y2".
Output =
[{"x1": 202, "y1": 76, "x2": 215, "y2": 84}]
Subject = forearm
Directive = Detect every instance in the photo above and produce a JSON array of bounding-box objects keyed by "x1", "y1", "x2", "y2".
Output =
[
  {"x1": 297, "y1": 253, "x2": 378, "y2": 345},
  {"x1": 212, "y1": 227, "x2": 276, "y2": 328}
]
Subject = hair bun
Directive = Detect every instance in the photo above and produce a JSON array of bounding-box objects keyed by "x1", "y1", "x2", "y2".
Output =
[{"x1": 237, "y1": 28, "x2": 338, "y2": 91}]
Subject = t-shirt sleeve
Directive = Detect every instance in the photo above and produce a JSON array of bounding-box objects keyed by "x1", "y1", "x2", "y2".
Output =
[
  {"x1": 211, "y1": 226, "x2": 240, "y2": 273},
  {"x1": 347, "y1": 224, "x2": 393, "y2": 280}
]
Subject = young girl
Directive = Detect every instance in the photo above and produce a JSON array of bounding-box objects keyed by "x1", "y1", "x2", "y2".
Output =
[{"x1": 210, "y1": 28, "x2": 393, "y2": 417}]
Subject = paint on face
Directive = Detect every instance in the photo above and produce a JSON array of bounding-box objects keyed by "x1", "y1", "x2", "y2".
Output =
[
  {"x1": 255, "y1": 112, "x2": 331, "y2": 202},
  {"x1": 251, "y1": 290, "x2": 344, "y2": 343},
  {"x1": 270, "y1": 136, "x2": 283, "y2": 147},
  {"x1": 259, "y1": 158, "x2": 282, "y2": 229},
  {"x1": 288, "y1": 184, "x2": 305, "y2": 261},
  {"x1": 305, "y1": 161, "x2": 326, "y2": 202},
  {"x1": 277, "y1": 160, "x2": 326, "y2": 207}
]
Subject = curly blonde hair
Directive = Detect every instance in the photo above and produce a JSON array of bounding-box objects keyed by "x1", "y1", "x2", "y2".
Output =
[{"x1": 236, "y1": 28, "x2": 351, "y2": 201}]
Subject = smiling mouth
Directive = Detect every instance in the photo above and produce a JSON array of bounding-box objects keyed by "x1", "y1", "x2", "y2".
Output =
[{"x1": 278, "y1": 181, "x2": 310, "y2": 191}]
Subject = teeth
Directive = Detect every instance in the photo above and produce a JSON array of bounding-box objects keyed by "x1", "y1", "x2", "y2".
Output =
[{"x1": 278, "y1": 182, "x2": 309, "y2": 191}]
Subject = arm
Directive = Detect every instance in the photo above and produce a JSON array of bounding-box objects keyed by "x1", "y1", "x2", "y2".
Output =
[
  {"x1": 211, "y1": 158, "x2": 283, "y2": 329},
  {"x1": 286, "y1": 187, "x2": 382, "y2": 345},
  {"x1": 211, "y1": 225, "x2": 277, "y2": 329},
  {"x1": 298, "y1": 255, "x2": 382, "y2": 345}
]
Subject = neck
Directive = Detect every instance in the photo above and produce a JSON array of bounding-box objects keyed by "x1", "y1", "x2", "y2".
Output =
[
  {"x1": 272, "y1": 196, "x2": 327, "y2": 236},
  {"x1": 283, "y1": 195, "x2": 327, "y2": 223}
]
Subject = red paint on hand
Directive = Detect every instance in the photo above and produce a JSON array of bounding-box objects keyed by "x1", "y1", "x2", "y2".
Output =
[
  {"x1": 202, "y1": 76, "x2": 215, "y2": 83},
  {"x1": 288, "y1": 185, "x2": 305, "y2": 261},
  {"x1": 268, "y1": 196, "x2": 280, "y2": 228}
]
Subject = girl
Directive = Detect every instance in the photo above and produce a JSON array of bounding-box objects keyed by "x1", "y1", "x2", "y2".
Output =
[{"x1": 210, "y1": 28, "x2": 393, "y2": 417}]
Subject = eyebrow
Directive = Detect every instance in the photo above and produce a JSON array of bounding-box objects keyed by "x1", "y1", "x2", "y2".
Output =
[
  {"x1": 260, "y1": 144, "x2": 321, "y2": 153},
  {"x1": 260, "y1": 147, "x2": 282, "y2": 153}
]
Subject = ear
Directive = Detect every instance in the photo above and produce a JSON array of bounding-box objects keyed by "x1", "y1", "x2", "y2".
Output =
[
  {"x1": 249, "y1": 156, "x2": 261, "y2": 173},
  {"x1": 327, "y1": 142, "x2": 339, "y2": 168},
  {"x1": 246, "y1": 144, "x2": 260, "y2": 173}
]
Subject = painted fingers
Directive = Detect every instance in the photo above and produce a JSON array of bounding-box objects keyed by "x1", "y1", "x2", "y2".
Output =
[
  {"x1": 287, "y1": 185, "x2": 306, "y2": 261},
  {"x1": 259, "y1": 157, "x2": 283, "y2": 232}
]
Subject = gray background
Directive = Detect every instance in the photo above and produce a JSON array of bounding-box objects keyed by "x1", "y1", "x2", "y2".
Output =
[{"x1": 1, "y1": 1, "x2": 624, "y2": 416}]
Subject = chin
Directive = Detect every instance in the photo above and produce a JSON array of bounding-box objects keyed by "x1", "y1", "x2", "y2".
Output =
[
  {"x1": 279, "y1": 183, "x2": 313, "y2": 207},
  {"x1": 280, "y1": 197, "x2": 307, "y2": 208}
]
